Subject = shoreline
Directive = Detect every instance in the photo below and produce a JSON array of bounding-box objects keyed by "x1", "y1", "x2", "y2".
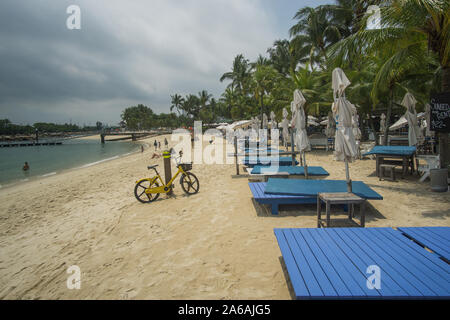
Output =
[{"x1": 0, "y1": 134, "x2": 159, "y2": 191}]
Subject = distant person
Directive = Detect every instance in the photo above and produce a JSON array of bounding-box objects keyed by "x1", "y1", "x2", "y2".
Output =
[
  {"x1": 154, "y1": 140, "x2": 157, "y2": 151},
  {"x1": 158, "y1": 141, "x2": 161, "y2": 149},
  {"x1": 164, "y1": 137, "x2": 168, "y2": 149},
  {"x1": 23, "y1": 162, "x2": 29, "y2": 171},
  {"x1": 141, "y1": 145, "x2": 144, "y2": 153}
]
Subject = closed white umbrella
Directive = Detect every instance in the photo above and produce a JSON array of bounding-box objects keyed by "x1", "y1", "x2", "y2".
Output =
[
  {"x1": 332, "y1": 68, "x2": 358, "y2": 192},
  {"x1": 292, "y1": 89, "x2": 311, "y2": 175},
  {"x1": 281, "y1": 108, "x2": 289, "y2": 148},
  {"x1": 380, "y1": 113, "x2": 386, "y2": 133},
  {"x1": 401, "y1": 93, "x2": 423, "y2": 146},
  {"x1": 325, "y1": 111, "x2": 336, "y2": 138},
  {"x1": 262, "y1": 113, "x2": 268, "y2": 129}
]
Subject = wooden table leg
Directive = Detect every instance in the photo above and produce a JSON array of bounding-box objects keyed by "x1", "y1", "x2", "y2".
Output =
[
  {"x1": 360, "y1": 201, "x2": 365, "y2": 227},
  {"x1": 376, "y1": 156, "x2": 380, "y2": 177},
  {"x1": 326, "y1": 200, "x2": 330, "y2": 228},
  {"x1": 317, "y1": 196, "x2": 322, "y2": 228}
]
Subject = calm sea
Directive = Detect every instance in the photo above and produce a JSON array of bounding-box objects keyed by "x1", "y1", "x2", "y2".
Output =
[{"x1": 0, "y1": 137, "x2": 141, "y2": 187}]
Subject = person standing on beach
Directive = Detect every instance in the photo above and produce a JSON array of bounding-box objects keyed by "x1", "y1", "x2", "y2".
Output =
[
  {"x1": 154, "y1": 140, "x2": 157, "y2": 151},
  {"x1": 141, "y1": 145, "x2": 144, "y2": 153},
  {"x1": 164, "y1": 138, "x2": 168, "y2": 149}
]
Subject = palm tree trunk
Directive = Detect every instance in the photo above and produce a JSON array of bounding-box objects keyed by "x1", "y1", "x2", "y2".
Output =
[
  {"x1": 383, "y1": 88, "x2": 393, "y2": 146},
  {"x1": 439, "y1": 66, "x2": 450, "y2": 168}
]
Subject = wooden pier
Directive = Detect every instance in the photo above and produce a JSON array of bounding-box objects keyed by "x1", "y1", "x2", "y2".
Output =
[
  {"x1": 100, "y1": 131, "x2": 170, "y2": 143},
  {"x1": 0, "y1": 141, "x2": 63, "y2": 148}
]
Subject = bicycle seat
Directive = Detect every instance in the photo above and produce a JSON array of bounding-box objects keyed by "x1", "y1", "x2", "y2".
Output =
[{"x1": 147, "y1": 165, "x2": 159, "y2": 170}]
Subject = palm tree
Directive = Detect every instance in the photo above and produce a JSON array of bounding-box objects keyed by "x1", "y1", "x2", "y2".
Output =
[
  {"x1": 170, "y1": 94, "x2": 184, "y2": 115},
  {"x1": 198, "y1": 90, "x2": 212, "y2": 109},
  {"x1": 251, "y1": 65, "x2": 279, "y2": 127},
  {"x1": 289, "y1": 6, "x2": 342, "y2": 69},
  {"x1": 330, "y1": 0, "x2": 450, "y2": 166},
  {"x1": 220, "y1": 54, "x2": 251, "y2": 94}
]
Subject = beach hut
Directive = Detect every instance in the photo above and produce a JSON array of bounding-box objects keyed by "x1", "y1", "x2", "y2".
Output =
[{"x1": 332, "y1": 68, "x2": 358, "y2": 192}]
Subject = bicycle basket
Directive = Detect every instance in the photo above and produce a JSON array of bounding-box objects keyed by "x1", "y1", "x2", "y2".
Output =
[{"x1": 180, "y1": 163, "x2": 193, "y2": 171}]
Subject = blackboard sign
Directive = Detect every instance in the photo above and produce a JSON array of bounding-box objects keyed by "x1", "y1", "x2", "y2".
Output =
[{"x1": 430, "y1": 92, "x2": 450, "y2": 132}]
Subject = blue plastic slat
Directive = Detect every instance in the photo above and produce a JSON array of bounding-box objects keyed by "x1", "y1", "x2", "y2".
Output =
[
  {"x1": 332, "y1": 229, "x2": 424, "y2": 298},
  {"x1": 365, "y1": 228, "x2": 450, "y2": 296},
  {"x1": 399, "y1": 227, "x2": 450, "y2": 260},
  {"x1": 346, "y1": 228, "x2": 439, "y2": 297},
  {"x1": 291, "y1": 230, "x2": 338, "y2": 297},
  {"x1": 273, "y1": 229, "x2": 309, "y2": 299}
]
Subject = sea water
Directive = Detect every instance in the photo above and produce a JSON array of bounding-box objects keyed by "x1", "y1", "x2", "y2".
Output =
[{"x1": 0, "y1": 138, "x2": 140, "y2": 187}]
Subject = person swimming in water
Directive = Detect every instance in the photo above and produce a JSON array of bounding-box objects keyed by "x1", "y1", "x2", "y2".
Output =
[{"x1": 23, "y1": 162, "x2": 29, "y2": 171}]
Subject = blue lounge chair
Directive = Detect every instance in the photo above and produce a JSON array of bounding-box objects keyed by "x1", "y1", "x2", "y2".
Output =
[
  {"x1": 242, "y1": 156, "x2": 298, "y2": 167},
  {"x1": 398, "y1": 227, "x2": 450, "y2": 262},
  {"x1": 249, "y1": 180, "x2": 382, "y2": 215},
  {"x1": 274, "y1": 227, "x2": 450, "y2": 299},
  {"x1": 247, "y1": 166, "x2": 329, "y2": 182}
]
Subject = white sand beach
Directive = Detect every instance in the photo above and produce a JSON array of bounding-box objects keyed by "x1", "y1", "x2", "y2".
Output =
[{"x1": 0, "y1": 134, "x2": 449, "y2": 299}]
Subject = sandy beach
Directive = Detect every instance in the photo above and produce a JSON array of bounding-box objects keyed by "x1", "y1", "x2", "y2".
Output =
[{"x1": 0, "y1": 134, "x2": 449, "y2": 300}]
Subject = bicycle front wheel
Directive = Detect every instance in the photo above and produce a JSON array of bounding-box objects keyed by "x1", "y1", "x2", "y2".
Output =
[
  {"x1": 134, "y1": 180, "x2": 160, "y2": 203},
  {"x1": 180, "y1": 172, "x2": 200, "y2": 195}
]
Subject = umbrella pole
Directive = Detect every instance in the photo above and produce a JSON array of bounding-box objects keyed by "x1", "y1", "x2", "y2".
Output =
[
  {"x1": 303, "y1": 152, "x2": 308, "y2": 179},
  {"x1": 345, "y1": 158, "x2": 352, "y2": 193}
]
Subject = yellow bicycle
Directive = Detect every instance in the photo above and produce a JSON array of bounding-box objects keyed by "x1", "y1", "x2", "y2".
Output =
[{"x1": 134, "y1": 151, "x2": 199, "y2": 203}]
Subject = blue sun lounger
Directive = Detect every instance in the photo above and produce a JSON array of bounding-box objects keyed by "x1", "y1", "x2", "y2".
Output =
[
  {"x1": 247, "y1": 166, "x2": 329, "y2": 181},
  {"x1": 398, "y1": 227, "x2": 450, "y2": 262},
  {"x1": 242, "y1": 156, "x2": 298, "y2": 167},
  {"x1": 249, "y1": 180, "x2": 382, "y2": 215},
  {"x1": 274, "y1": 227, "x2": 450, "y2": 299}
]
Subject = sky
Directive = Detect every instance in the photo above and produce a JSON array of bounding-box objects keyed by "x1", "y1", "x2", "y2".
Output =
[{"x1": 0, "y1": 0, "x2": 332, "y2": 126}]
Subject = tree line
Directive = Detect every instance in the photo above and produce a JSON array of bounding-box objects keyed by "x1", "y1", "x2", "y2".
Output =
[{"x1": 0, "y1": 119, "x2": 102, "y2": 135}]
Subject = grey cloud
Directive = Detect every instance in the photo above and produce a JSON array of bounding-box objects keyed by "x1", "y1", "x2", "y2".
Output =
[{"x1": 0, "y1": 0, "x2": 292, "y2": 125}]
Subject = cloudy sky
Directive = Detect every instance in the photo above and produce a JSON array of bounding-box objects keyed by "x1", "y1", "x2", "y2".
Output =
[{"x1": 0, "y1": 0, "x2": 332, "y2": 126}]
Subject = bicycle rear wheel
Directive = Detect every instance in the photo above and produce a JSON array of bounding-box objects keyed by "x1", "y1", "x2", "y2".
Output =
[
  {"x1": 180, "y1": 172, "x2": 200, "y2": 195},
  {"x1": 134, "y1": 180, "x2": 160, "y2": 203}
]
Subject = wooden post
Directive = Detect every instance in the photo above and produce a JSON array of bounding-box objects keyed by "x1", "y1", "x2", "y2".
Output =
[
  {"x1": 163, "y1": 150, "x2": 173, "y2": 195},
  {"x1": 290, "y1": 130, "x2": 295, "y2": 166},
  {"x1": 234, "y1": 136, "x2": 240, "y2": 176},
  {"x1": 303, "y1": 152, "x2": 308, "y2": 179}
]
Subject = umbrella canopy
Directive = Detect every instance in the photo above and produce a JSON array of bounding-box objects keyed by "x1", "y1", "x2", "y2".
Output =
[
  {"x1": 401, "y1": 92, "x2": 423, "y2": 146},
  {"x1": 389, "y1": 112, "x2": 425, "y2": 131},
  {"x1": 228, "y1": 120, "x2": 252, "y2": 130},
  {"x1": 332, "y1": 68, "x2": 357, "y2": 192},
  {"x1": 292, "y1": 89, "x2": 310, "y2": 152}
]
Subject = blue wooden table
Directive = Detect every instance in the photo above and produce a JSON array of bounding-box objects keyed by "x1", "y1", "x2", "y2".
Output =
[
  {"x1": 274, "y1": 227, "x2": 450, "y2": 299},
  {"x1": 362, "y1": 146, "x2": 417, "y2": 178}
]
